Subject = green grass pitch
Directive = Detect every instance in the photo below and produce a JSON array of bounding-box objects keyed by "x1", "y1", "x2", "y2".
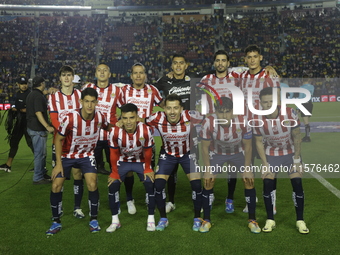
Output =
[{"x1": 0, "y1": 102, "x2": 340, "y2": 254}]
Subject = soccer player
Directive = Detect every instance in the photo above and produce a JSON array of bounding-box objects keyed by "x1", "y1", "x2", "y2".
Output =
[
  {"x1": 199, "y1": 50, "x2": 241, "y2": 213},
  {"x1": 240, "y1": 44, "x2": 280, "y2": 214},
  {"x1": 146, "y1": 94, "x2": 202, "y2": 232},
  {"x1": 48, "y1": 65, "x2": 84, "y2": 219},
  {"x1": 199, "y1": 50, "x2": 240, "y2": 114},
  {"x1": 200, "y1": 97, "x2": 260, "y2": 233},
  {"x1": 118, "y1": 62, "x2": 163, "y2": 214},
  {"x1": 46, "y1": 88, "x2": 108, "y2": 235},
  {"x1": 254, "y1": 87, "x2": 309, "y2": 234},
  {"x1": 0, "y1": 77, "x2": 34, "y2": 173},
  {"x1": 298, "y1": 75, "x2": 314, "y2": 142},
  {"x1": 84, "y1": 63, "x2": 120, "y2": 175},
  {"x1": 26, "y1": 76, "x2": 54, "y2": 184},
  {"x1": 154, "y1": 54, "x2": 193, "y2": 213},
  {"x1": 106, "y1": 103, "x2": 156, "y2": 232}
]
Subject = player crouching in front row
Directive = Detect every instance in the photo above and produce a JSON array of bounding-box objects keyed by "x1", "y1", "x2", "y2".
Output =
[
  {"x1": 106, "y1": 103, "x2": 156, "y2": 232},
  {"x1": 46, "y1": 88, "x2": 109, "y2": 236}
]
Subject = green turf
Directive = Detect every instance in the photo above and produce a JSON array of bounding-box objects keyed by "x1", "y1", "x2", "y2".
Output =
[{"x1": 0, "y1": 102, "x2": 340, "y2": 254}]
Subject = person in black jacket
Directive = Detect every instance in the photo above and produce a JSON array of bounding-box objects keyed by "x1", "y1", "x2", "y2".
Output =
[{"x1": 0, "y1": 77, "x2": 34, "y2": 173}]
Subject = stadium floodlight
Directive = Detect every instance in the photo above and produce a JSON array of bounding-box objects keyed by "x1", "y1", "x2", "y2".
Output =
[{"x1": 0, "y1": 5, "x2": 92, "y2": 11}]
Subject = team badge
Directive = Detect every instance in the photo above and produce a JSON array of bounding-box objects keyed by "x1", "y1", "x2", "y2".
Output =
[
  {"x1": 236, "y1": 128, "x2": 242, "y2": 134},
  {"x1": 111, "y1": 93, "x2": 115, "y2": 98},
  {"x1": 139, "y1": 137, "x2": 145, "y2": 142},
  {"x1": 147, "y1": 89, "x2": 152, "y2": 95},
  {"x1": 185, "y1": 121, "x2": 190, "y2": 126},
  {"x1": 97, "y1": 122, "x2": 102, "y2": 128},
  {"x1": 185, "y1": 75, "x2": 191, "y2": 81}
]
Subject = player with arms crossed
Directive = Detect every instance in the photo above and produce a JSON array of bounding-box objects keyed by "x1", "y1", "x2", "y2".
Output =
[
  {"x1": 200, "y1": 97, "x2": 260, "y2": 233},
  {"x1": 48, "y1": 65, "x2": 84, "y2": 219},
  {"x1": 46, "y1": 88, "x2": 109, "y2": 235},
  {"x1": 254, "y1": 87, "x2": 309, "y2": 234},
  {"x1": 146, "y1": 94, "x2": 202, "y2": 231},
  {"x1": 106, "y1": 103, "x2": 156, "y2": 232}
]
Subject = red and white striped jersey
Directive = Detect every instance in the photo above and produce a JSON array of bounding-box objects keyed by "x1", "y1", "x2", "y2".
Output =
[
  {"x1": 253, "y1": 107, "x2": 300, "y2": 156},
  {"x1": 84, "y1": 83, "x2": 120, "y2": 140},
  {"x1": 109, "y1": 122, "x2": 154, "y2": 162},
  {"x1": 146, "y1": 110, "x2": 190, "y2": 157},
  {"x1": 200, "y1": 114, "x2": 252, "y2": 155},
  {"x1": 118, "y1": 84, "x2": 162, "y2": 118},
  {"x1": 239, "y1": 68, "x2": 280, "y2": 119},
  {"x1": 48, "y1": 89, "x2": 81, "y2": 122},
  {"x1": 58, "y1": 109, "x2": 108, "y2": 159},
  {"x1": 198, "y1": 72, "x2": 240, "y2": 113}
]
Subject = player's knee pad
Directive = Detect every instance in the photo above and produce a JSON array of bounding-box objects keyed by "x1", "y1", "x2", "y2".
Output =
[
  {"x1": 143, "y1": 180, "x2": 154, "y2": 194},
  {"x1": 290, "y1": 177, "x2": 303, "y2": 194},
  {"x1": 263, "y1": 178, "x2": 275, "y2": 195},
  {"x1": 154, "y1": 178, "x2": 166, "y2": 192},
  {"x1": 190, "y1": 179, "x2": 202, "y2": 193},
  {"x1": 108, "y1": 180, "x2": 121, "y2": 194}
]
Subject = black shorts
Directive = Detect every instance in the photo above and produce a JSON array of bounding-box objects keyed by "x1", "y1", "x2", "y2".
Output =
[{"x1": 299, "y1": 102, "x2": 313, "y2": 117}]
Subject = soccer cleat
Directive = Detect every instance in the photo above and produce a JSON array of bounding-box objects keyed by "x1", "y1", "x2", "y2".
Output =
[
  {"x1": 225, "y1": 199, "x2": 234, "y2": 213},
  {"x1": 192, "y1": 218, "x2": 202, "y2": 231},
  {"x1": 127, "y1": 200, "x2": 137, "y2": 215},
  {"x1": 296, "y1": 220, "x2": 309, "y2": 234},
  {"x1": 147, "y1": 221, "x2": 156, "y2": 231},
  {"x1": 262, "y1": 219, "x2": 276, "y2": 233},
  {"x1": 0, "y1": 164, "x2": 11, "y2": 173},
  {"x1": 302, "y1": 136, "x2": 311, "y2": 142},
  {"x1": 156, "y1": 218, "x2": 168, "y2": 231},
  {"x1": 89, "y1": 220, "x2": 101, "y2": 233},
  {"x1": 73, "y1": 209, "x2": 85, "y2": 219},
  {"x1": 106, "y1": 222, "x2": 121, "y2": 233},
  {"x1": 165, "y1": 202, "x2": 176, "y2": 213},
  {"x1": 46, "y1": 222, "x2": 62, "y2": 236},
  {"x1": 199, "y1": 220, "x2": 211, "y2": 233},
  {"x1": 248, "y1": 220, "x2": 261, "y2": 234}
]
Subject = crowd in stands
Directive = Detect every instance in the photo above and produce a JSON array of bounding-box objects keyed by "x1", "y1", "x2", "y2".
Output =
[{"x1": 1, "y1": 7, "x2": 340, "y2": 103}]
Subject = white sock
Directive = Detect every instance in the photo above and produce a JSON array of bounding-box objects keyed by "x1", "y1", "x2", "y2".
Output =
[
  {"x1": 147, "y1": 215, "x2": 155, "y2": 222},
  {"x1": 112, "y1": 214, "x2": 119, "y2": 223}
]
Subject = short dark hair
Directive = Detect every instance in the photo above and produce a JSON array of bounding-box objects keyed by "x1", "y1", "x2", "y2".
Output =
[
  {"x1": 244, "y1": 44, "x2": 261, "y2": 55},
  {"x1": 213, "y1": 50, "x2": 229, "y2": 62},
  {"x1": 259, "y1": 87, "x2": 273, "y2": 100},
  {"x1": 81, "y1": 87, "x2": 98, "y2": 100},
  {"x1": 164, "y1": 94, "x2": 183, "y2": 107},
  {"x1": 215, "y1": 97, "x2": 233, "y2": 111},
  {"x1": 132, "y1": 62, "x2": 146, "y2": 72},
  {"x1": 59, "y1": 65, "x2": 74, "y2": 77},
  {"x1": 172, "y1": 54, "x2": 187, "y2": 62},
  {"x1": 120, "y1": 103, "x2": 138, "y2": 114}
]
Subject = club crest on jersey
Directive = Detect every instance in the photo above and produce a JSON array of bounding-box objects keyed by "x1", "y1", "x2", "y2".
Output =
[
  {"x1": 97, "y1": 122, "x2": 102, "y2": 128},
  {"x1": 236, "y1": 128, "x2": 242, "y2": 134},
  {"x1": 283, "y1": 120, "x2": 290, "y2": 126},
  {"x1": 111, "y1": 93, "x2": 115, "y2": 98},
  {"x1": 185, "y1": 75, "x2": 191, "y2": 81},
  {"x1": 185, "y1": 121, "x2": 190, "y2": 126},
  {"x1": 139, "y1": 137, "x2": 145, "y2": 142},
  {"x1": 159, "y1": 154, "x2": 167, "y2": 160},
  {"x1": 147, "y1": 89, "x2": 152, "y2": 95}
]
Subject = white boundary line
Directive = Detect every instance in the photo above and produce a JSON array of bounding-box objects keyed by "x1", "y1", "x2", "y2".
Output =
[{"x1": 308, "y1": 172, "x2": 340, "y2": 199}]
